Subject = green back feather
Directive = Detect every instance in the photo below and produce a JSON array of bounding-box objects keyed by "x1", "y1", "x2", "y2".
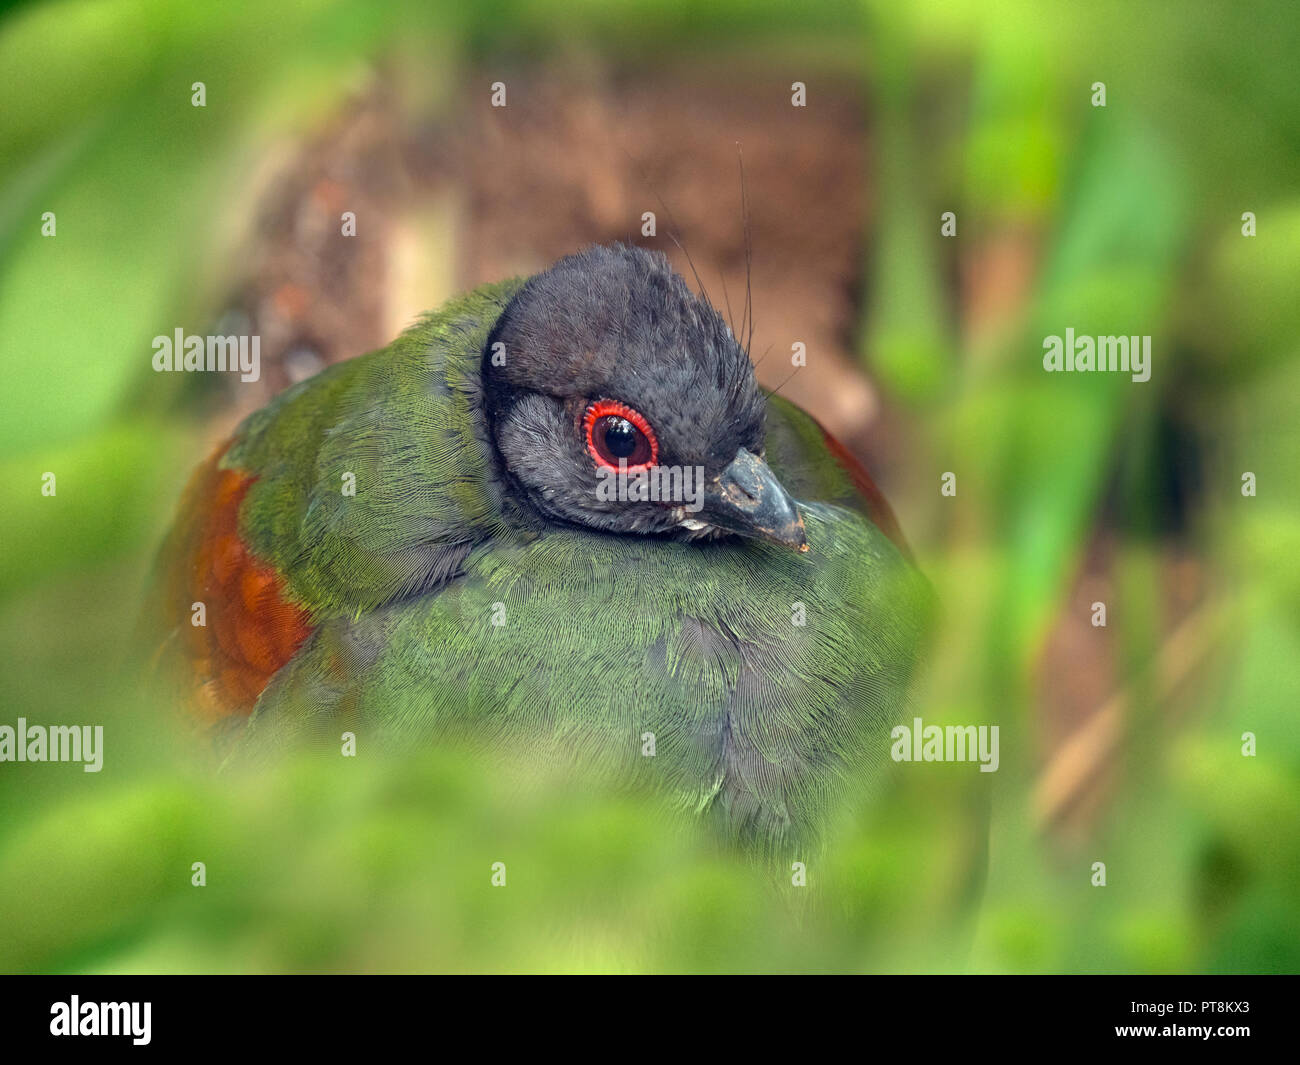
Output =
[{"x1": 225, "y1": 278, "x2": 524, "y2": 617}]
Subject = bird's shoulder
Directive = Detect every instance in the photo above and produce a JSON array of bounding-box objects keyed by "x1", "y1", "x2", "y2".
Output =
[
  {"x1": 219, "y1": 277, "x2": 525, "y2": 614},
  {"x1": 763, "y1": 394, "x2": 911, "y2": 558},
  {"x1": 152, "y1": 278, "x2": 524, "y2": 722}
]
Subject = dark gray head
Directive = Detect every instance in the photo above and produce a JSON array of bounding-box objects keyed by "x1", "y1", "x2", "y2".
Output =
[{"x1": 482, "y1": 244, "x2": 806, "y2": 550}]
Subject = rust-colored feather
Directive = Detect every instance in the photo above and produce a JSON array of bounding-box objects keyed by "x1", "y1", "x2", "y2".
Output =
[{"x1": 163, "y1": 445, "x2": 313, "y2": 722}]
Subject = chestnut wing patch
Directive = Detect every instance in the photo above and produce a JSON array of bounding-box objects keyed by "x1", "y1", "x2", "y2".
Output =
[{"x1": 168, "y1": 447, "x2": 314, "y2": 722}]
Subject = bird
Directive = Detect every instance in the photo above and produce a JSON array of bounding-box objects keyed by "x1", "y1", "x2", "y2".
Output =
[{"x1": 152, "y1": 243, "x2": 930, "y2": 848}]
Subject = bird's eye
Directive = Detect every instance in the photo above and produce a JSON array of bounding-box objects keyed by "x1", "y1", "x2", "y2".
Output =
[{"x1": 583, "y1": 399, "x2": 658, "y2": 471}]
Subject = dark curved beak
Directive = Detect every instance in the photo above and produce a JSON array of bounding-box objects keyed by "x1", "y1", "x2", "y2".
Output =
[{"x1": 702, "y1": 448, "x2": 808, "y2": 552}]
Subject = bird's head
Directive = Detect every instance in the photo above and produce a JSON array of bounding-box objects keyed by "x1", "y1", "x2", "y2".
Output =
[{"x1": 482, "y1": 244, "x2": 807, "y2": 551}]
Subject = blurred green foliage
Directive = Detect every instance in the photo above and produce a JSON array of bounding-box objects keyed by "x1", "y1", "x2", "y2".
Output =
[{"x1": 1, "y1": 0, "x2": 1298, "y2": 972}]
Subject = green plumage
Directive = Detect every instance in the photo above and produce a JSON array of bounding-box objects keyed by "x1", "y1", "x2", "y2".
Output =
[
  {"x1": 226, "y1": 280, "x2": 524, "y2": 615},
  {"x1": 208, "y1": 273, "x2": 929, "y2": 847}
]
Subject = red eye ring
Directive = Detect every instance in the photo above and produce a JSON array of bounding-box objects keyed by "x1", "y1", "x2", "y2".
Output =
[{"x1": 583, "y1": 399, "x2": 659, "y2": 472}]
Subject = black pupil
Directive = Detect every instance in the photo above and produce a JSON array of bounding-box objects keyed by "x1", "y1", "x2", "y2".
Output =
[{"x1": 603, "y1": 417, "x2": 639, "y2": 459}]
